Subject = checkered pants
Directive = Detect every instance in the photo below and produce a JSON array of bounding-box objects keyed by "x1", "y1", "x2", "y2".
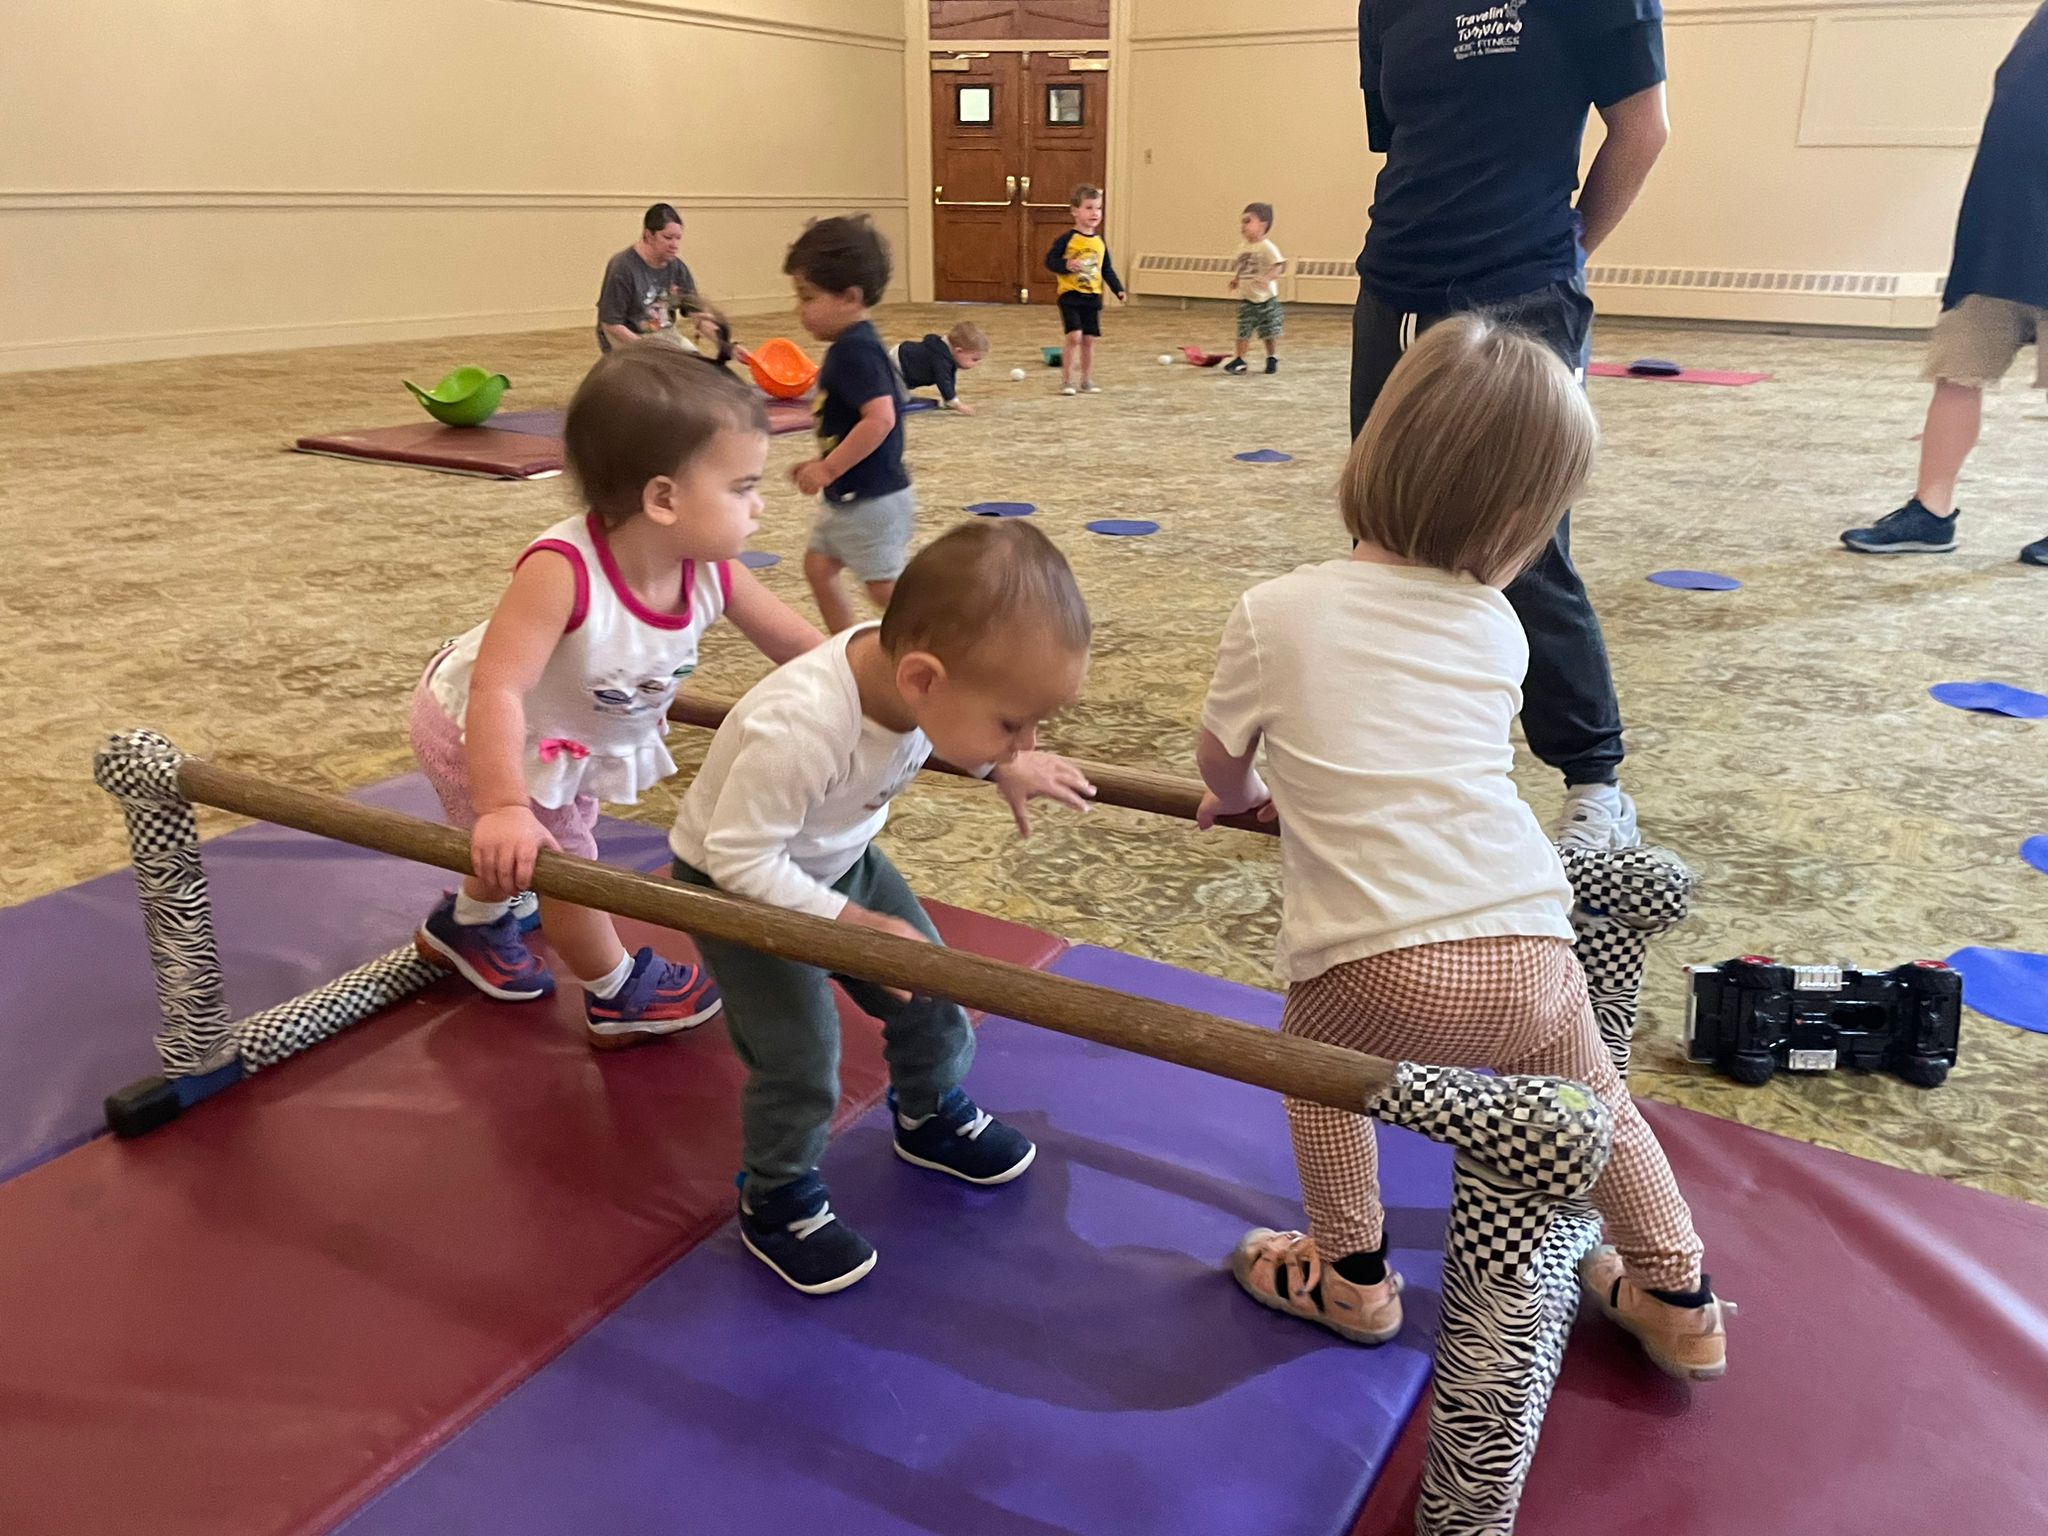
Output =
[{"x1": 1284, "y1": 934, "x2": 1704, "y2": 1291}]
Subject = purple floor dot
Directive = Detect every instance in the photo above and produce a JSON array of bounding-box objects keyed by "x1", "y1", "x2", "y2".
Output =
[
  {"x1": 1086, "y1": 519, "x2": 1159, "y2": 537},
  {"x1": 737, "y1": 550, "x2": 781, "y2": 570},
  {"x1": 1233, "y1": 449, "x2": 1294, "y2": 464},
  {"x1": 966, "y1": 501, "x2": 1035, "y2": 517},
  {"x1": 1929, "y1": 681, "x2": 2048, "y2": 719},
  {"x1": 2022, "y1": 836, "x2": 2048, "y2": 876},
  {"x1": 1648, "y1": 569, "x2": 1742, "y2": 591}
]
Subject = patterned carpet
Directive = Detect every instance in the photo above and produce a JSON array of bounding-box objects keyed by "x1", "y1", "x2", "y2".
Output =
[{"x1": 3, "y1": 301, "x2": 2044, "y2": 1207}]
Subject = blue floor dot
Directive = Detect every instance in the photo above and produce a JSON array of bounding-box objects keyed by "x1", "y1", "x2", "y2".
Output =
[
  {"x1": 2022, "y1": 835, "x2": 2048, "y2": 876},
  {"x1": 1648, "y1": 569, "x2": 1742, "y2": 591},
  {"x1": 738, "y1": 550, "x2": 781, "y2": 570},
  {"x1": 1929, "y1": 681, "x2": 2048, "y2": 719},
  {"x1": 966, "y1": 502, "x2": 1035, "y2": 517},
  {"x1": 1233, "y1": 449, "x2": 1294, "y2": 464},
  {"x1": 1086, "y1": 519, "x2": 1159, "y2": 537}
]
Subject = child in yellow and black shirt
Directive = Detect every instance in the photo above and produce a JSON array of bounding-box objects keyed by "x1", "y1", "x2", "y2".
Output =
[{"x1": 1044, "y1": 183, "x2": 1126, "y2": 396}]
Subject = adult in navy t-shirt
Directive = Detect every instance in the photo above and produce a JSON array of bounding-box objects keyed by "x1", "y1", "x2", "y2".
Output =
[
  {"x1": 1352, "y1": 0, "x2": 1669, "y2": 848},
  {"x1": 816, "y1": 318, "x2": 908, "y2": 504}
]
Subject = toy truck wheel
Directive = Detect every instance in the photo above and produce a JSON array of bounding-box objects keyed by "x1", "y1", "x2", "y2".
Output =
[
  {"x1": 1726, "y1": 1052, "x2": 1776, "y2": 1086},
  {"x1": 1900, "y1": 1056, "x2": 1949, "y2": 1089}
]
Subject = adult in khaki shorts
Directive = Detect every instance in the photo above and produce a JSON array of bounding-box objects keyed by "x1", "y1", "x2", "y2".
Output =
[{"x1": 1842, "y1": 4, "x2": 2048, "y2": 565}]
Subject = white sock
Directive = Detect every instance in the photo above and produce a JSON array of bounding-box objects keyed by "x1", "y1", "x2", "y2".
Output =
[
  {"x1": 454, "y1": 891, "x2": 514, "y2": 926},
  {"x1": 585, "y1": 952, "x2": 634, "y2": 999},
  {"x1": 896, "y1": 1106, "x2": 935, "y2": 1130}
]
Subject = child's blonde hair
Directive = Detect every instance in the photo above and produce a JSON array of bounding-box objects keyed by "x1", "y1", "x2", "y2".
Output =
[
  {"x1": 947, "y1": 320, "x2": 990, "y2": 356},
  {"x1": 564, "y1": 346, "x2": 769, "y2": 526},
  {"x1": 1341, "y1": 315, "x2": 1596, "y2": 585}
]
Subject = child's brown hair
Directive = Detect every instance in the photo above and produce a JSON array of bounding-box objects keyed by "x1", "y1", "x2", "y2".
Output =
[
  {"x1": 881, "y1": 520, "x2": 1091, "y2": 670},
  {"x1": 947, "y1": 320, "x2": 991, "y2": 357},
  {"x1": 1341, "y1": 314, "x2": 1596, "y2": 585},
  {"x1": 783, "y1": 214, "x2": 892, "y2": 306},
  {"x1": 1070, "y1": 183, "x2": 1102, "y2": 208},
  {"x1": 563, "y1": 346, "x2": 768, "y2": 526},
  {"x1": 1243, "y1": 202, "x2": 1274, "y2": 229}
]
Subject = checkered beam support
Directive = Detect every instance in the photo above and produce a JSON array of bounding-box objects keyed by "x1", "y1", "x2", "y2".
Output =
[
  {"x1": 94, "y1": 731, "x2": 445, "y2": 1127},
  {"x1": 1563, "y1": 844, "x2": 1694, "y2": 1077},
  {"x1": 1371, "y1": 1065, "x2": 1612, "y2": 1536}
]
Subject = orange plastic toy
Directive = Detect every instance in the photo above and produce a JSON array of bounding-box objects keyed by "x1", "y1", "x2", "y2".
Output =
[{"x1": 745, "y1": 337, "x2": 821, "y2": 400}]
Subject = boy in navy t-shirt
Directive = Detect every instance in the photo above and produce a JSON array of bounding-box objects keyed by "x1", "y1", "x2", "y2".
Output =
[
  {"x1": 1352, "y1": 0, "x2": 1669, "y2": 855},
  {"x1": 785, "y1": 216, "x2": 916, "y2": 633}
]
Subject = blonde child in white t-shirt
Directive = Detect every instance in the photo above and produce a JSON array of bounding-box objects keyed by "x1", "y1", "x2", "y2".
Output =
[
  {"x1": 1196, "y1": 315, "x2": 1732, "y2": 1381},
  {"x1": 411, "y1": 347, "x2": 823, "y2": 1048}
]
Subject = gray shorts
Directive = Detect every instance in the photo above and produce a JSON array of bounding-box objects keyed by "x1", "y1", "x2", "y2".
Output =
[
  {"x1": 1923, "y1": 294, "x2": 2046, "y2": 390},
  {"x1": 808, "y1": 486, "x2": 918, "y2": 583}
]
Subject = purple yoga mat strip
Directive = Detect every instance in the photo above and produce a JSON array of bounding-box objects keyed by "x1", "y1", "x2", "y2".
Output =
[
  {"x1": 334, "y1": 944, "x2": 1449, "y2": 1536},
  {"x1": 0, "y1": 777, "x2": 673, "y2": 1183}
]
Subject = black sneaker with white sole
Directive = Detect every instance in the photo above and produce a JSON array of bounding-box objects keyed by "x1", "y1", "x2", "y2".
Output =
[
  {"x1": 2021, "y1": 534, "x2": 2048, "y2": 567},
  {"x1": 738, "y1": 1172, "x2": 877, "y2": 1295},
  {"x1": 1222, "y1": 358, "x2": 1248, "y2": 374},
  {"x1": 891, "y1": 1088, "x2": 1036, "y2": 1184}
]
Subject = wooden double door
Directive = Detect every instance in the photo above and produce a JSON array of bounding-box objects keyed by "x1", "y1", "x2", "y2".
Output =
[{"x1": 930, "y1": 52, "x2": 1109, "y2": 305}]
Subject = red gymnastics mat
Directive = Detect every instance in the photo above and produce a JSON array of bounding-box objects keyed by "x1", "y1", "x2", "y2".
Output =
[
  {"x1": 1349, "y1": 1098, "x2": 2048, "y2": 1536},
  {"x1": 0, "y1": 908, "x2": 1066, "y2": 1536},
  {"x1": 292, "y1": 421, "x2": 567, "y2": 479},
  {"x1": 1587, "y1": 362, "x2": 1771, "y2": 386}
]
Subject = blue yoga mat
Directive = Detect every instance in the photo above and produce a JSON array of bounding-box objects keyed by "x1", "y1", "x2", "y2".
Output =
[{"x1": 334, "y1": 945, "x2": 1450, "y2": 1536}]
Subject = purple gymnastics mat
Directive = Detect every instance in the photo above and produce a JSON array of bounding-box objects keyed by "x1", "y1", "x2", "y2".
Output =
[
  {"x1": 0, "y1": 776, "x2": 672, "y2": 1183},
  {"x1": 334, "y1": 946, "x2": 1452, "y2": 1536}
]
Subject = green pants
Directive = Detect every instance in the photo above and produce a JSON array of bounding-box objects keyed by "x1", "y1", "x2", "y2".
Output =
[{"x1": 673, "y1": 848, "x2": 976, "y2": 1197}]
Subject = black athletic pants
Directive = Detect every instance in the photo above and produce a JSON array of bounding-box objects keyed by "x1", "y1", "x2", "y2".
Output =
[{"x1": 1350, "y1": 276, "x2": 1624, "y2": 786}]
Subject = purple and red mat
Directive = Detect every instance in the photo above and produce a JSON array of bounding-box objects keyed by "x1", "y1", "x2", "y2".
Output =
[
  {"x1": 1586, "y1": 362, "x2": 1772, "y2": 387},
  {"x1": 4, "y1": 810, "x2": 2046, "y2": 1536},
  {"x1": 0, "y1": 775, "x2": 672, "y2": 1183},
  {"x1": 335, "y1": 948, "x2": 1450, "y2": 1536},
  {"x1": 1351, "y1": 1100, "x2": 2048, "y2": 1536},
  {"x1": 295, "y1": 397, "x2": 937, "y2": 475}
]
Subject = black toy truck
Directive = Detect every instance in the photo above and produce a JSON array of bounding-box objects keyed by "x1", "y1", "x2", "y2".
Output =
[{"x1": 1685, "y1": 956, "x2": 1961, "y2": 1088}]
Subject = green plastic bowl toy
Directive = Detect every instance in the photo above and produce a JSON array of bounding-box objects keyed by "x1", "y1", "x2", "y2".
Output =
[{"x1": 403, "y1": 366, "x2": 510, "y2": 427}]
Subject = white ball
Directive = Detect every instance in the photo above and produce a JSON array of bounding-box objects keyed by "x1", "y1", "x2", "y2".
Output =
[
  {"x1": 1009, "y1": 367, "x2": 1026, "y2": 382},
  {"x1": 1158, "y1": 353, "x2": 1174, "y2": 366}
]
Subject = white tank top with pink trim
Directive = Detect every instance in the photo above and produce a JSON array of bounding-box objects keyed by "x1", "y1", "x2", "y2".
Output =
[{"x1": 429, "y1": 511, "x2": 731, "y2": 808}]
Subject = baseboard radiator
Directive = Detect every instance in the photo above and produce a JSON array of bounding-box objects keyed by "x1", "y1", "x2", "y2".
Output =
[{"x1": 1134, "y1": 253, "x2": 1946, "y2": 329}]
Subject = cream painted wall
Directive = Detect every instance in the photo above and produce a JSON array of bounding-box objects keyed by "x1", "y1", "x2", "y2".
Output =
[
  {"x1": 1, "y1": 0, "x2": 909, "y2": 371},
  {"x1": 1120, "y1": 0, "x2": 2035, "y2": 325}
]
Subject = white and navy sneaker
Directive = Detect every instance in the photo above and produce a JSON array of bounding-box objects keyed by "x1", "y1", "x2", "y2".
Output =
[
  {"x1": 1554, "y1": 784, "x2": 1640, "y2": 853},
  {"x1": 1842, "y1": 499, "x2": 1959, "y2": 554},
  {"x1": 892, "y1": 1088, "x2": 1036, "y2": 1185},
  {"x1": 2020, "y1": 534, "x2": 2048, "y2": 568},
  {"x1": 738, "y1": 1172, "x2": 877, "y2": 1295}
]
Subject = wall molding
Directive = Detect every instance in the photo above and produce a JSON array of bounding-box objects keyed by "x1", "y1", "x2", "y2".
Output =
[
  {"x1": 0, "y1": 289, "x2": 812, "y2": 375},
  {"x1": 487, "y1": 0, "x2": 905, "y2": 49},
  {"x1": 0, "y1": 190, "x2": 910, "y2": 214}
]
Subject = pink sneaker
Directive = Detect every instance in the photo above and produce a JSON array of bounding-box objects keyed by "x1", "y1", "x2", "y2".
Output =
[
  {"x1": 1579, "y1": 1245, "x2": 1734, "y2": 1380},
  {"x1": 1229, "y1": 1228, "x2": 1404, "y2": 1345},
  {"x1": 584, "y1": 946, "x2": 722, "y2": 1050}
]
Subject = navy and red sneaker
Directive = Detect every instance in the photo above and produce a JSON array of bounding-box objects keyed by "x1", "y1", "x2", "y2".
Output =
[
  {"x1": 414, "y1": 892, "x2": 555, "y2": 1001},
  {"x1": 585, "y1": 946, "x2": 723, "y2": 1049}
]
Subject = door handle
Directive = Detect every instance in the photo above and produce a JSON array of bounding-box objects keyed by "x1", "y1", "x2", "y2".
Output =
[
  {"x1": 1020, "y1": 175, "x2": 1031, "y2": 201},
  {"x1": 934, "y1": 181, "x2": 1017, "y2": 208}
]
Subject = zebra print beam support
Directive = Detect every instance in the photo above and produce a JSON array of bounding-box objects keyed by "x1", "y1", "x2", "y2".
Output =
[
  {"x1": 1561, "y1": 844, "x2": 1695, "y2": 1079},
  {"x1": 1370, "y1": 1068, "x2": 1613, "y2": 1536},
  {"x1": 92, "y1": 729, "x2": 238, "y2": 1078},
  {"x1": 94, "y1": 731, "x2": 445, "y2": 1135}
]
